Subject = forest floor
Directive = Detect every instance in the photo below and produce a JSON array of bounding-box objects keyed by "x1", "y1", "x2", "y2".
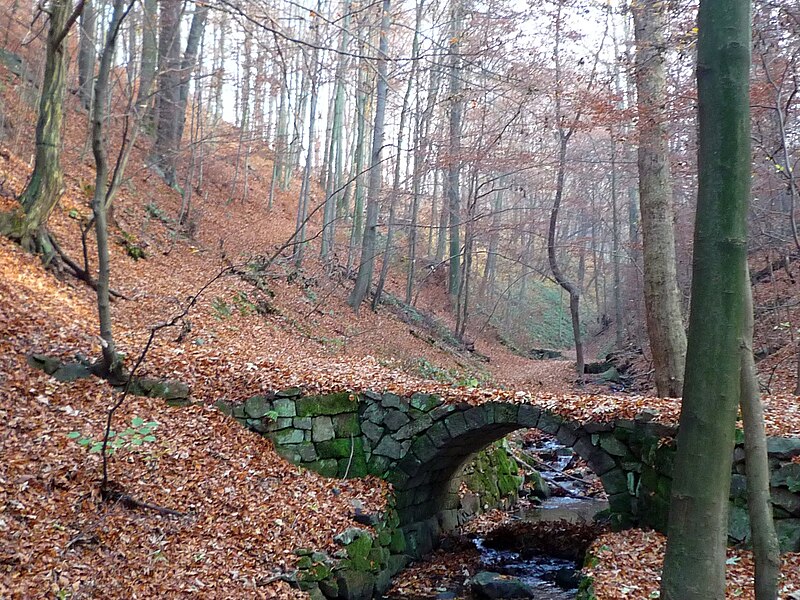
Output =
[{"x1": 1, "y1": 58, "x2": 800, "y2": 599}]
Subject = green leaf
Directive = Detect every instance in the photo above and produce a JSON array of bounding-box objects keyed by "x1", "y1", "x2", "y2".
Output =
[
  {"x1": 78, "y1": 438, "x2": 92, "y2": 446},
  {"x1": 131, "y1": 417, "x2": 144, "y2": 427},
  {"x1": 66, "y1": 431, "x2": 81, "y2": 439},
  {"x1": 726, "y1": 556, "x2": 741, "y2": 565},
  {"x1": 89, "y1": 443, "x2": 105, "y2": 453},
  {"x1": 130, "y1": 438, "x2": 143, "y2": 446},
  {"x1": 108, "y1": 431, "x2": 116, "y2": 438},
  {"x1": 142, "y1": 435, "x2": 156, "y2": 443},
  {"x1": 146, "y1": 421, "x2": 159, "y2": 428},
  {"x1": 123, "y1": 428, "x2": 135, "y2": 436},
  {"x1": 138, "y1": 426, "x2": 152, "y2": 435}
]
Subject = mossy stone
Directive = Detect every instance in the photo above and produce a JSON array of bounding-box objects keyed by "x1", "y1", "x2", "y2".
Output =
[
  {"x1": 306, "y1": 459, "x2": 339, "y2": 478},
  {"x1": 333, "y1": 413, "x2": 360, "y2": 437},
  {"x1": 244, "y1": 395, "x2": 272, "y2": 419},
  {"x1": 316, "y1": 438, "x2": 354, "y2": 458},
  {"x1": 296, "y1": 392, "x2": 357, "y2": 416},
  {"x1": 389, "y1": 528, "x2": 406, "y2": 553},
  {"x1": 273, "y1": 398, "x2": 296, "y2": 417}
]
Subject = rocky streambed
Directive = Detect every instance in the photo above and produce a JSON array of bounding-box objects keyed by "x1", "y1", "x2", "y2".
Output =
[{"x1": 386, "y1": 433, "x2": 608, "y2": 599}]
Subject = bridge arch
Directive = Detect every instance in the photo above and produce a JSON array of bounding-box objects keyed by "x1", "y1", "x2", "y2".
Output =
[{"x1": 387, "y1": 402, "x2": 628, "y2": 557}]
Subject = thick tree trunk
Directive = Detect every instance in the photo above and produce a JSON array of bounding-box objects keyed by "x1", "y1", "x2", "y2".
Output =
[
  {"x1": 632, "y1": 0, "x2": 687, "y2": 397},
  {"x1": 660, "y1": 0, "x2": 752, "y2": 597},
  {"x1": 153, "y1": 0, "x2": 182, "y2": 185},
  {"x1": 348, "y1": 0, "x2": 389, "y2": 311},
  {"x1": 137, "y1": 0, "x2": 157, "y2": 110},
  {"x1": 1, "y1": 0, "x2": 71, "y2": 255}
]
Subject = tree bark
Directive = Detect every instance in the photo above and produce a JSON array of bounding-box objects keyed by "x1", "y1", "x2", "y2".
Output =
[
  {"x1": 740, "y1": 270, "x2": 781, "y2": 600},
  {"x1": 137, "y1": 0, "x2": 157, "y2": 111},
  {"x1": 153, "y1": 0, "x2": 182, "y2": 185},
  {"x1": 446, "y1": 0, "x2": 464, "y2": 298},
  {"x1": 1, "y1": 0, "x2": 71, "y2": 255},
  {"x1": 175, "y1": 3, "x2": 209, "y2": 145},
  {"x1": 77, "y1": 0, "x2": 96, "y2": 111},
  {"x1": 632, "y1": 0, "x2": 687, "y2": 397},
  {"x1": 348, "y1": 0, "x2": 389, "y2": 311},
  {"x1": 660, "y1": 0, "x2": 752, "y2": 597},
  {"x1": 91, "y1": 0, "x2": 128, "y2": 377}
]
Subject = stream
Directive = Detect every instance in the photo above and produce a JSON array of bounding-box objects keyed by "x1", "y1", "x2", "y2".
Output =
[{"x1": 387, "y1": 434, "x2": 608, "y2": 599}]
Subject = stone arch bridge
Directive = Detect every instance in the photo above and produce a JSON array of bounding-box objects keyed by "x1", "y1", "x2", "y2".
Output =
[
  {"x1": 220, "y1": 387, "x2": 800, "y2": 598},
  {"x1": 223, "y1": 388, "x2": 682, "y2": 555}
]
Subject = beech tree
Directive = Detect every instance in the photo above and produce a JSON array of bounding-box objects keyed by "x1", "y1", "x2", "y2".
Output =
[
  {"x1": 660, "y1": 0, "x2": 754, "y2": 596},
  {"x1": 632, "y1": 0, "x2": 687, "y2": 397},
  {"x1": 0, "y1": 0, "x2": 76, "y2": 255}
]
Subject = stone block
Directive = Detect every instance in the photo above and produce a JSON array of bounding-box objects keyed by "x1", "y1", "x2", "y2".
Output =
[
  {"x1": 426, "y1": 421, "x2": 451, "y2": 447},
  {"x1": 556, "y1": 423, "x2": 579, "y2": 446},
  {"x1": 464, "y1": 406, "x2": 489, "y2": 430},
  {"x1": 384, "y1": 409, "x2": 410, "y2": 431},
  {"x1": 293, "y1": 416, "x2": 313, "y2": 430},
  {"x1": 296, "y1": 392, "x2": 356, "y2": 416},
  {"x1": 335, "y1": 570, "x2": 375, "y2": 600},
  {"x1": 382, "y1": 393, "x2": 407, "y2": 411},
  {"x1": 537, "y1": 412, "x2": 562, "y2": 435},
  {"x1": 395, "y1": 415, "x2": 433, "y2": 440},
  {"x1": 777, "y1": 518, "x2": 800, "y2": 552},
  {"x1": 599, "y1": 433, "x2": 632, "y2": 457},
  {"x1": 601, "y1": 468, "x2": 629, "y2": 497},
  {"x1": 410, "y1": 392, "x2": 442, "y2": 412},
  {"x1": 373, "y1": 436, "x2": 403, "y2": 460},
  {"x1": 517, "y1": 404, "x2": 541, "y2": 428},
  {"x1": 333, "y1": 413, "x2": 361, "y2": 437},
  {"x1": 429, "y1": 405, "x2": 456, "y2": 421},
  {"x1": 361, "y1": 420, "x2": 384, "y2": 443},
  {"x1": 767, "y1": 437, "x2": 800, "y2": 460},
  {"x1": 444, "y1": 412, "x2": 469, "y2": 438},
  {"x1": 729, "y1": 474, "x2": 747, "y2": 500},
  {"x1": 587, "y1": 448, "x2": 617, "y2": 475},
  {"x1": 317, "y1": 438, "x2": 356, "y2": 459},
  {"x1": 367, "y1": 454, "x2": 392, "y2": 477},
  {"x1": 411, "y1": 434, "x2": 438, "y2": 463},
  {"x1": 272, "y1": 398, "x2": 296, "y2": 417},
  {"x1": 494, "y1": 403, "x2": 519, "y2": 424},
  {"x1": 312, "y1": 416, "x2": 335, "y2": 442},
  {"x1": 772, "y1": 487, "x2": 800, "y2": 516},
  {"x1": 244, "y1": 395, "x2": 273, "y2": 419},
  {"x1": 272, "y1": 428, "x2": 304, "y2": 445}
]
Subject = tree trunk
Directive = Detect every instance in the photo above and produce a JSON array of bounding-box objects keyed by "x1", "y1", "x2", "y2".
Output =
[
  {"x1": 1, "y1": 0, "x2": 71, "y2": 255},
  {"x1": 740, "y1": 270, "x2": 780, "y2": 600},
  {"x1": 77, "y1": 0, "x2": 96, "y2": 111},
  {"x1": 446, "y1": 0, "x2": 464, "y2": 297},
  {"x1": 137, "y1": 0, "x2": 157, "y2": 111},
  {"x1": 348, "y1": 0, "x2": 389, "y2": 311},
  {"x1": 175, "y1": 3, "x2": 209, "y2": 145},
  {"x1": 660, "y1": 0, "x2": 752, "y2": 597},
  {"x1": 153, "y1": 0, "x2": 182, "y2": 185},
  {"x1": 91, "y1": 0, "x2": 127, "y2": 377},
  {"x1": 632, "y1": 0, "x2": 687, "y2": 397}
]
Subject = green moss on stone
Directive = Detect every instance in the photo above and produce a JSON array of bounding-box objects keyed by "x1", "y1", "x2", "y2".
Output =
[
  {"x1": 333, "y1": 413, "x2": 360, "y2": 437},
  {"x1": 296, "y1": 392, "x2": 357, "y2": 416}
]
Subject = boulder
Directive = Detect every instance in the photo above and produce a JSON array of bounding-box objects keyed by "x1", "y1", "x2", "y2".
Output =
[{"x1": 470, "y1": 571, "x2": 536, "y2": 599}]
